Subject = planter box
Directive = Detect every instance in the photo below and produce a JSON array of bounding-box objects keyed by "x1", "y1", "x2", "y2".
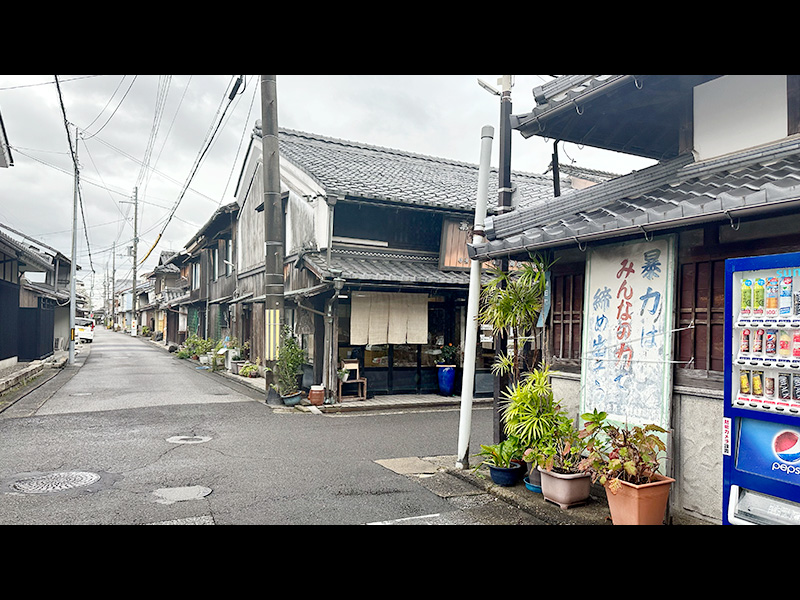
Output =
[
  {"x1": 538, "y1": 466, "x2": 592, "y2": 509},
  {"x1": 605, "y1": 475, "x2": 675, "y2": 525}
]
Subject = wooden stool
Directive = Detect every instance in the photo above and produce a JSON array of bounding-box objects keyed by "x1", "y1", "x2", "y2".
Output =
[{"x1": 338, "y1": 360, "x2": 367, "y2": 401}]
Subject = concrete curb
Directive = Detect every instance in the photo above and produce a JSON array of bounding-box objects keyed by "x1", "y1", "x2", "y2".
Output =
[{"x1": 0, "y1": 361, "x2": 45, "y2": 394}]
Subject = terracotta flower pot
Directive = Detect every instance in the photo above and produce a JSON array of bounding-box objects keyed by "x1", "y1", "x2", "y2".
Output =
[
  {"x1": 538, "y1": 466, "x2": 592, "y2": 509},
  {"x1": 605, "y1": 474, "x2": 675, "y2": 525}
]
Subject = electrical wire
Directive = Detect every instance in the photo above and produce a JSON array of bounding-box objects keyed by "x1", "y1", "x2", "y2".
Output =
[
  {"x1": 82, "y1": 75, "x2": 138, "y2": 140},
  {"x1": 139, "y1": 75, "x2": 243, "y2": 265}
]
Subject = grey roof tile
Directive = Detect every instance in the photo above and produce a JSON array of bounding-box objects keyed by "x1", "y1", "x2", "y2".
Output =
[
  {"x1": 473, "y1": 138, "x2": 800, "y2": 259},
  {"x1": 276, "y1": 128, "x2": 563, "y2": 214},
  {"x1": 302, "y1": 248, "x2": 470, "y2": 287}
]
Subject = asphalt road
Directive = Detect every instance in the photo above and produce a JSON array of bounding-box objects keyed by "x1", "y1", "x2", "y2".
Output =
[{"x1": 0, "y1": 327, "x2": 506, "y2": 525}]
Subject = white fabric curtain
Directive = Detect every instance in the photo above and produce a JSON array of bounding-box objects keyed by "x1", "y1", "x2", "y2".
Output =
[{"x1": 350, "y1": 292, "x2": 428, "y2": 345}]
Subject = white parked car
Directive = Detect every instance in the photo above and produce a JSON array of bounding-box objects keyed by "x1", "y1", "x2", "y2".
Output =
[{"x1": 75, "y1": 317, "x2": 94, "y2": 343}]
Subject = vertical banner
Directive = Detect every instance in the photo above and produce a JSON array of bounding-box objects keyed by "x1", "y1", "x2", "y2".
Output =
[
  {"x1": 580, "y1": 235, "x2": 676, "y2": 429},
  {"x1": 265, "y1": 308, "x2": 280, "y2": 361}
]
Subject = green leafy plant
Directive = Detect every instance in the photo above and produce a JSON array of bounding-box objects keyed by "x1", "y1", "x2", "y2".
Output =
[
  {"x1": 478, "y1": 253, "x2": 554, "y2": 383},
  {"x1": 239, "y1": 358, "x2": 261, "y2": 378},
  {"x1": 437, "y1": 343, "x2": 459, "y2": 365},
  {"x1": 532, "y1": 411, "x2": 587, "y2": 474},
  {"x1": 578, "y1": 409, "x2": 669, "y2": 494},
  {"x1": 271, "y1": 326, "x2": 307, "y2": 396},
  {"x1": 183, "y1": 334, "x2": 216, "y2": 358},
  {"x1": 473, "y1": 435, "x2": 524, "y2": 470},
  {"x1": 337, "y1": 367, "x2": 349, "y2": 381},
  {"x1": 500, "y1": 365, "x2": 563, "y2": 450}
]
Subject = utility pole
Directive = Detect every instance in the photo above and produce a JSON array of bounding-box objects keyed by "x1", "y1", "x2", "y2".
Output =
[
  {"x1": 69, "y1": 124, "x2": 78, "y2": 366},
  {"x1": 111, "y1": 241, "x2": 116, "y2": 329},
  {"x1": 121, "y1": 188, "x2": 138, "y2": 336},
  {"x1": 261, "y1": 75, "x2": 284, "y2": 404}
]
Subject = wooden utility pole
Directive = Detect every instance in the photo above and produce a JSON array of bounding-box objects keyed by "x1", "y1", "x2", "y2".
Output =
[{"x1": 261, "y1": 75, "x2": 284, "y2": 404}]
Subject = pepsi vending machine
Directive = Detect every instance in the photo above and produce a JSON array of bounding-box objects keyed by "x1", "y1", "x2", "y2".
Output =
[{"x1": 724, "y1": 251, "x2": 800, "y2": 524}]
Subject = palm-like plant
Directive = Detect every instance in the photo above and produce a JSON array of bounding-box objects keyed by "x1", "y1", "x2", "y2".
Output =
[
  {"x1": 478, "y1": 253, "x2": 552, "y2": 383},
  {"x1": 500, "y1": 365, "x2": 563, "y2": 450}
]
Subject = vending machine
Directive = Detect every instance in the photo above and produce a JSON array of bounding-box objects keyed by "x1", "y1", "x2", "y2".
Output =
[{"x1": 724, "y1": 251, "x2": 800, "y2": 524}]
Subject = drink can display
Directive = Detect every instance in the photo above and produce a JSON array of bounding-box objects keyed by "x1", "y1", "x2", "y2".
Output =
[
  {"x1": 753, "y1": 329, "x2": 764, "y2": 353},
  {"x1": 766, "y1": 330, "x2": 778, "y2": 355},
  {"x1": 793, "y1": 374, "x2": 800, "y2": 401},
  {"x1": 794, "y1": 331, "x2": 800, "y2": 358},
  {"x1": 780, "y1": 330, "x2": 792, "y2": 357},
  {"x1": 752, "y1": 371, "x2": 764, "y2": 396},
  {"x1": 794, "y1": 291, "x2": 800, "y2": 316},
  {"x1": 766, "y1": 276, "x2": 780, "y2": 315},
  {"x1": 779, "y1": 373, "x2": 792, "y2": 400},
  {"x1": 740, "y1": 370, "x2": 751, "y2": 394},
  {"x1": 754, "y1": 279, "x2": 766, "y2": 316},
  {"x1": 740, "y1": 329, "x2": 750, "y2": 353},
  {"x1": 781, "y1": 277, "x2": 794, "y2": 316},
  {"x1": 766, "y1": 376, "x2": 775, "y2": 397},
  {"x1": 741, "y1": 279, "x2": 753, "y2": 316}
]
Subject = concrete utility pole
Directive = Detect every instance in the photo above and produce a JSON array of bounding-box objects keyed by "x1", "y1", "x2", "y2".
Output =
[
  {"x1": 456, "y1": 125, "x2": 494, "y2": 470},
  {"x1": 494, "y1": 76, "x2": 514, "y2": 444},
  {"x1": 69, "y1": 125, "x2": 78, "y2": 366},
  {"x1": 261, "y1": 75, "x2": 284, "y2": 404}
]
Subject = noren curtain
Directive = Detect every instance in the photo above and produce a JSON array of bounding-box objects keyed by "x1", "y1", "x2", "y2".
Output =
[{"x1": 350, "y1": 292, "x2": 428, "y2": 346}]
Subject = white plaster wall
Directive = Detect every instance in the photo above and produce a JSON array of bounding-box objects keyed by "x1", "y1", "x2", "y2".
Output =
[{"x1": 694, "y1": 75, "x2": 787, "y2": 161}]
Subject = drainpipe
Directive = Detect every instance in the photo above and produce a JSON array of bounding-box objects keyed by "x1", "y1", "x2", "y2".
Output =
[{"x1": 456, "y1": 125, "x2": 494, "y2": 470}]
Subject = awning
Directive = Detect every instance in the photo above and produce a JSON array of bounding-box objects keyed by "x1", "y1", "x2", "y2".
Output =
[{"x1": 229, "y1": 292, "x2": 253, "y2": 304}]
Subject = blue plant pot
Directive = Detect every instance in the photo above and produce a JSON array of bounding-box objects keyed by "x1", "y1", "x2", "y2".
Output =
[
  {"x1": 437, "y1": 365, "x2": 455, "y2": 396},
  {"x1": 282, "y1": 392, "x2": 302, "y2": 407},
  {"x1": 489, "y1": 463, "x2": 524, "y2": 487}
]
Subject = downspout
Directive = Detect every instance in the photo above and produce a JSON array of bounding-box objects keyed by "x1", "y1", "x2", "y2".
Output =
[{"x1": 456, "y1": 124, "x2": 494, "y2": 470}]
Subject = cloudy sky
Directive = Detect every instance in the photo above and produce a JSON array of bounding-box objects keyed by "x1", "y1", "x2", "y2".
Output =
[{"x1": 0, "y1": 74, "x2": 655, "y2": 308}]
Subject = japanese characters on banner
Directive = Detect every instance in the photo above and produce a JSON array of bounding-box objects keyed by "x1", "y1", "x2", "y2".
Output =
[{"x1": 580, "y1": 236, "x2": 676, "y2": 429}]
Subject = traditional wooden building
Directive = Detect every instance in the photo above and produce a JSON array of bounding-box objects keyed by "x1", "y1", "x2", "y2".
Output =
[{"x1": 230, "y1": 126, "x2": 583, "y2": 400}]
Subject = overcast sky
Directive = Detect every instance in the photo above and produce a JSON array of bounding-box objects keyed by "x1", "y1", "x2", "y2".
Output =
[{"x1": 0, "y1": 74, "x2": 655, "y2": 307}]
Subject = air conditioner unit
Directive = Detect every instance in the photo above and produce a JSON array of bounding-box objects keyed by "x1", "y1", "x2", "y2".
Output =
[{"x1": 54, "y1": 337, "x2": 63, "y2": 351}]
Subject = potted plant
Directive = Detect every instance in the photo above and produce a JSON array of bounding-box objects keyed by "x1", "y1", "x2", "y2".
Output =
[
  {"x1": 271, "y1": 326, "x2": 307, "y2": 407},
  {"x1": 499, "y1": 365, "x2": 564, "y2": 491},
  {"x1": 533, "y1": 412, "x2": 592, "y2": 509},
  {"x1": 436, "y1": 343, "x2": 459, "y2": 395},
  {"x1": 578, "y1": 409, "x2": 674, "y2": 525},
  {"x1": 472, "y1": 437, "x2": 525, "y2": 487},
  {"x1": 239, "y1": 358, "x2": 261, "y2": 378},
  {"x1": 337, "y1": 367, "x2": 350, "y2": 382}
]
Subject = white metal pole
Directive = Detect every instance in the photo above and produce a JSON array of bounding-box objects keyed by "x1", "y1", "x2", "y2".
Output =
[{"x1": 456, "y1": 125, "x2": 494, "y2": 469}]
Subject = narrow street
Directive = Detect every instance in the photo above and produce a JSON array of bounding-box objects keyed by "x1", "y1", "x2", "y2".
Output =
[{"x1": 0, "y1": 327, "x2": 521, "y2": 525}]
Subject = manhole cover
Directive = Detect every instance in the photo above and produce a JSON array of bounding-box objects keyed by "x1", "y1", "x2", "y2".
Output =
[{"x1": 11, "y1": 471, "x2": 101, "y2": 494}]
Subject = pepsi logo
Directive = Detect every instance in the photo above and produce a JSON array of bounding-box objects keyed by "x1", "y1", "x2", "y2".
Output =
[{"x1": 774, "y1": 430, "x2": 800, "y2": 463}]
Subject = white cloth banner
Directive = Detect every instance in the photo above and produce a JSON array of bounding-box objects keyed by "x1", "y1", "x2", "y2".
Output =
[{"x1": 349, "y1": 292, "x2": 428, "y2": 345}]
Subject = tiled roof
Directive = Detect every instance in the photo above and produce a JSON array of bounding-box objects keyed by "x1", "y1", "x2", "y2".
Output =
[
  {"x1": 302, "y1": 247, "x2": 470, "y2": 287},
  {"x1": 474, "y1": 137, "x2": 800, "y2": 259},
  {"x1": 275, "y1": 128, "x2": 567, "y2": 214}
]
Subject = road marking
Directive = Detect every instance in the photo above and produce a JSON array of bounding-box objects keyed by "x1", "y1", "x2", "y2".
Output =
[{"x1": 366, "y1": 513, "x2": 440, "y2": 525}]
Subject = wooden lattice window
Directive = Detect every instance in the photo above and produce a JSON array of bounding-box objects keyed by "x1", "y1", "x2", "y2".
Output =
[
  {"x1": 548, "y1": 268, "x2": 584, "y2": 366},
  {"x1": 676, "y1": 259, "x2": 726, "y2": 379}
]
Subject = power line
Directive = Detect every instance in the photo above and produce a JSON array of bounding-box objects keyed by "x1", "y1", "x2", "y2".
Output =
[
  {"x1": 139, "y1": 75, "x2": 243, "y2": 265},
  {"x1": 82, "y1": 75, "x2": 138, "y2": 140}
]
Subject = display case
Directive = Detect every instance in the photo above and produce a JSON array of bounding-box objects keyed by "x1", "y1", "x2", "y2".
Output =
[{"x1": 724, "y1": 251, "x2": 800, "y2": 524}]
